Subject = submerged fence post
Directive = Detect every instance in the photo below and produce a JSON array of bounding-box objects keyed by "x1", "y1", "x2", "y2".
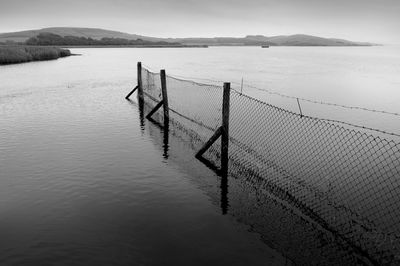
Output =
[
  {"x1": 137, "y1": 62, "x2": 144, "y2": 101},
  {"x1": 220, "y1": 171, "x2": 229, "y2": 215},
  {"x1": 145, "y1": 69, "x2": 169, "y2": 127},
  {"x1": 221, "y1": 82, "x2": 230, "y2": 171},
  {"x1": 160, "y1": 69, "x2": 169, "y2": 124},
  {"x1": 124, "y1": 61, "x2": 142, "y2": 100}
]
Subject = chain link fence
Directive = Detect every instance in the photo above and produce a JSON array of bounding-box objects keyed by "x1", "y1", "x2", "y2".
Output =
[{"x1": 140, "y1": 66, "x2": 400, "y2": 265}]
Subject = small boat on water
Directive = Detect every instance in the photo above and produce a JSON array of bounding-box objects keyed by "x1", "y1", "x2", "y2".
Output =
[{"x1": 261, "y1": 45, "x2": 270, "y2": 48}]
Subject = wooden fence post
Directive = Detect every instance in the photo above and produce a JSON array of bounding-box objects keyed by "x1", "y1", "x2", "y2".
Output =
[
  {"x1": 137, "y1": 62, "x2": 143, "y2": 100},
  {"x1": 221, "y1": 82, "x2": 230, "y2": 171},
  {"x1": 160, "y1": 69, "x2": 169, "y2": 123},
  {"x1": 124, "y1": 61, "x2": 142, "y2": 100},
  {"x1": 145, "y1": 69, "x2": 169, "y2": 127}
]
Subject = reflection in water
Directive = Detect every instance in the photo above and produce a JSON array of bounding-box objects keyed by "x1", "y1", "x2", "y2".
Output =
[
  {"x1": 129, "y1": 92, "x2": 170, "y2": 160},
  {"x1": 140, "y1": 98, "x2": 230, "y2": 216},
  {"x1": 139, "y1": 98, "x2": 170, "y2": 161},
  {"x1": 126, "y1": 97, "x2": 146, "y2": 133},
  {"x1": 220, "y1": 173, "x2": 229, "y2": 215},
  {"x1": 162, "y1": 124, "x2": 169, "y2": 160},
  {"x1": 195, "y1": 142, "x2": 230, "y2": 215},
  {"x1": 220, "y1": 140, "x2": 229, "y2": 215},
  {"x1": 195, "y1": 155, "x2": 220, "y2": 175},
  {"x1": 138, "y1": 97, "x2": 145, "y2": 131},
  {"x1": 195, "y1": 135, "x2": 230, "y2": 216},
  {"x1": 130, "y1": 94, "x2": 171, "y2": 163}
]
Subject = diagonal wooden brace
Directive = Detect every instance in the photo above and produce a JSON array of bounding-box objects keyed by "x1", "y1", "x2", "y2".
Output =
[
  {"x1": 125, "y1": 85, "x2": 139, "y2": 100},
  {"x1": 146, "y1": 100, "x2": 164, "y2": 119},
  {"x1": 195, "y1": 126, "x2": 223, "y2": 158}
]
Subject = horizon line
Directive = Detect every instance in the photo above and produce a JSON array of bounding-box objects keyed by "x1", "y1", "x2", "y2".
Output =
[{"x1": 0, "y1": 26, "x2": 382, "y2": 44}]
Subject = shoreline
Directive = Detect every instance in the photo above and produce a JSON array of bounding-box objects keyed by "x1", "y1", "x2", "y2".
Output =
[
  {"x1": 50, "y1": 44, "x2": 372, "y2": 48},
  {"x1": 52, "y1": 44, "x2": 209, "y2": 48}
]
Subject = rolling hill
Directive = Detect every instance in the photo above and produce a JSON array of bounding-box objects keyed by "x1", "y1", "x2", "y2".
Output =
[
  {"x1": 250, "y1": 34, "x2": 373, "y2": 46},
  {"x1": 0, "y1": 27, "x2": 374, "y2": 46},
  {"x1": 0, "y1": 27, "x2": 157, "y2": 43}
]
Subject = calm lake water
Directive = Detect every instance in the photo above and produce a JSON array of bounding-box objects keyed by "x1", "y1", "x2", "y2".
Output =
[{"x1": 1, "y1": 46, "x2": 399, "y2": 265}]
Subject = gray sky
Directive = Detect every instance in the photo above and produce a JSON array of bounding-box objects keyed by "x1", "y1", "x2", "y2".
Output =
[{"x1": 0, "y1": 0, "x2": 399, "y2": 43}]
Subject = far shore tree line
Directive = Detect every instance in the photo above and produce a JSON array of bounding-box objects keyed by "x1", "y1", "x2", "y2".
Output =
[
  {"x1": 14, "y1": 33, "x2": 183, "y2": 46},
  {"x1": 0, "y1": 33, "x2": 268, "y2": 47}
]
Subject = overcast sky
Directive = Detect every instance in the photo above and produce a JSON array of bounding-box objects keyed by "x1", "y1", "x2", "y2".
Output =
[{"x1": 0, "y1": 0, "x2": 399, "y2": 43}]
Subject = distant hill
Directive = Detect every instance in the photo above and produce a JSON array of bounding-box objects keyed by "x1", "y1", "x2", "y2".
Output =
[
  {"x1": 247, "y1": 34, "x2": 373, "y2": 46},
  {"x1": 0, "y1": 27, "x2": 374, "y2": 46},
  {"x1": 0, "y1": 27, "x2": 159, "y2": 43},
  {"x1": 168, "y1": 34, "x2": 373, "y2": 46},
  {"x1": 164, "y1": 36, "x2": 276, "y2": 46}
]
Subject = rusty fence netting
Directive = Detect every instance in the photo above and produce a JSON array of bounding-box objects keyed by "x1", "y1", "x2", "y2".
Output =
[{"x1": 138, "y1": 65, "x2": 400, "y2": 265}]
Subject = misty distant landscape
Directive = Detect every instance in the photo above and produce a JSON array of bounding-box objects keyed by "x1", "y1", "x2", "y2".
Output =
[
  {"x1": 0, "y1": 27, "x2": 375, "y2": 65},
  {"x1": 0, "y1": 27, "x2": 375, "y2": 46}
]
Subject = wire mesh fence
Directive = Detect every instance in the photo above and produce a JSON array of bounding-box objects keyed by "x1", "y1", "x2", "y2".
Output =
[{"x1": 140, "y1": 66, "x2": 400, "y2": 264}]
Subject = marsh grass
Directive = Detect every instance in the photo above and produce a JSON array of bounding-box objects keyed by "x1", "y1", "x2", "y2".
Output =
[{"x1": 0, "y1": 46, "x2": 71, "y2": 65}]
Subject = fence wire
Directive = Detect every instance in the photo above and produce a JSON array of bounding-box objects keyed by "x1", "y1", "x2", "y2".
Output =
[{"x1": 140, "y1": 66, "x2": 400, "y2": 265}]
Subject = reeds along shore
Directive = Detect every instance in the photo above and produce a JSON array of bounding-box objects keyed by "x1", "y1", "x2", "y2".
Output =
[{"x1": 0, "y1": 46, "x2": 71, "y2": 65}]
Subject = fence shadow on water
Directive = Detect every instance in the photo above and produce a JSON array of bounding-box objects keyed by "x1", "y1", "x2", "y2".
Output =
[{"x1": 127, "y1": 63, "x2": 400, "y2": 265}]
